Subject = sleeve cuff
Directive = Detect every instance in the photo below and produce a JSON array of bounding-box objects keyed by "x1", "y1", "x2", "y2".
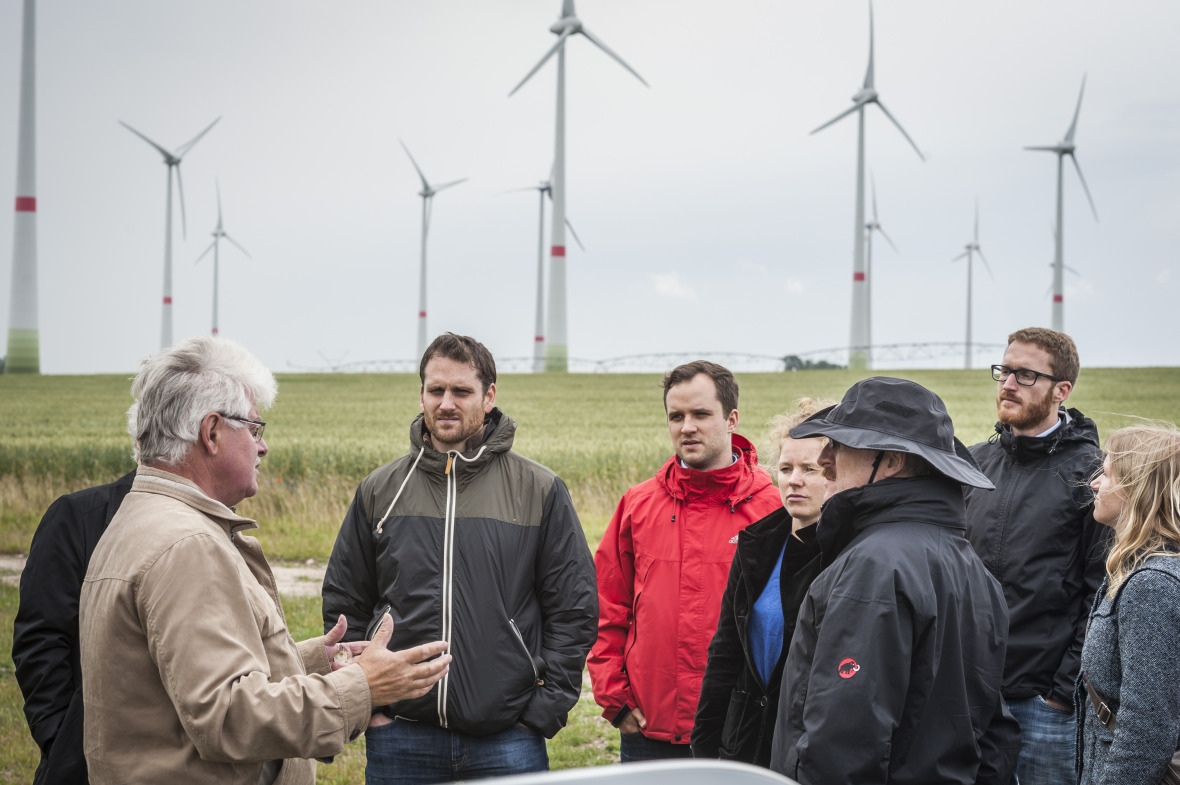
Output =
[{"x1": 610, "y1": 704, "x2": 633, "y2": 728}]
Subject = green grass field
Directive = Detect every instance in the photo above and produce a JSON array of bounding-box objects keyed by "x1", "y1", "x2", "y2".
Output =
[{"x1": 3, "y1": 368, "x2": 1179, "y2": 781}]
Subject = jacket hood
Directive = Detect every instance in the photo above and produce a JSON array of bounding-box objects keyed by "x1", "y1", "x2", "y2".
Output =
[
  {"x1": 816, "y1": 475, "x2": 968, "y2": 567},
  {"x1": 657, "y1": 433, "x2": 772, "y2": 506},
  {"x1": 993, "y1": 406, "x2": 1100, "y2": 462},
  {"x1": 410, "y1": 407, "x2": 515, "y2": 466}
]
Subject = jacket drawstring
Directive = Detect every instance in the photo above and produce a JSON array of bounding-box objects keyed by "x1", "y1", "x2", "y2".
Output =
[{"x1": 376, "y1": 446, "x2": 425, "y2": 534}]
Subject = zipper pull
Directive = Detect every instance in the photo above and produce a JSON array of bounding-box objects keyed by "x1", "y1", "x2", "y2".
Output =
[{"x1": 445, "y1": 455, "x2": 453, "y2": 475}]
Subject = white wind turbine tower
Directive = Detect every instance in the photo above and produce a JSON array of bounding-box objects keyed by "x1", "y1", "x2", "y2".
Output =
[
  {"x1": 121, "y1": 117, "x2": 220, "y2": 349},
  {"x1": 510, "y1": 0, "x2": 647, "y2": 372},
  {"x1": 194, "y1": 181, "x2": 251, "y2": 337},
  {"x1": 811, "y1": 2, "x2": 923, "y2": 370},
  {"x1": 1025, "y1": 75, "x2": 1098, "y2": 332},
  {"x1": 951, "y1": 200, "x2": 993, "y2": 370},
  {"x1": 863, "y1": 173, "x2": 897, "y2": 348},
  {"x1": 399, "y1": 139, "x2": 467, "y2": 359},
  {"x1": 5, "y1": 0, "x2": 38, "y2": 373},
  {"x1": 510, "y1": 169, "x2": 585, "y2": 373}
]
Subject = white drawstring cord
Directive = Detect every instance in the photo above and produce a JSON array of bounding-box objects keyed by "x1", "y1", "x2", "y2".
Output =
[{"x1": 375, "y1": 446, "x2": 425, "y2": 534}]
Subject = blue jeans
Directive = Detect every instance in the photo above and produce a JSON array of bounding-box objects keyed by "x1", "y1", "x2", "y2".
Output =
[
  {"x1": 619, "y1": 732, "x2": 693, "y2": 763},
  {"x1": 364, "y1": 718, "x2": 548, "y2": 785},
  {"x1": 1007, "y1": 695, "x2": 1077, "y2": 785}
]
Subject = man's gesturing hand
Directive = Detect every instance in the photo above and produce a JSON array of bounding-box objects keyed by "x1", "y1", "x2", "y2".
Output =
[{"x1": 356, "y1": 613, "x2": 450, "y2": 706}]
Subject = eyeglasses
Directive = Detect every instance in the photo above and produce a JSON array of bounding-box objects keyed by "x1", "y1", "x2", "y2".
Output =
[
  {"x1": 990, "y1": 365, "x2": 1064, "y2": 387},
  {"x1": 218, "y1": 412, "x2": 266, "y2": 441}
]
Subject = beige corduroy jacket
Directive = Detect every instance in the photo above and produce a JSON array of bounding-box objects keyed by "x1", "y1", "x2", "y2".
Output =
[{"x1": 80, "y1": 466, "x2": 371, "y2": 785}]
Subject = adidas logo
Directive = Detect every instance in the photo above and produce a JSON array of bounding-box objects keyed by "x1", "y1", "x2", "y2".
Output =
[{"x1": 728, "y1": 534, "x2": 740, "y2": 544}]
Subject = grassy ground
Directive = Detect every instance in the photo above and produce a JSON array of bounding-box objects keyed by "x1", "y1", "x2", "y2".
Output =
[{"x1": 3, "y1": 367, "x2": 1180, "y2": 781}]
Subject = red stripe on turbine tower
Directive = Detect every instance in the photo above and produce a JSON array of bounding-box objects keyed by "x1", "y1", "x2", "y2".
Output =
[
  {"x1": 551, "y1": 245, "x2": 566, "y2": 257},
  {"x1": 535, "y1": 336, "x2": 544, "y2": 343},
  {"x1": 853, "y1": 272, "x2": 866, "y2": 281},
  {"x1": 163, "y1": 297, "x2": 172, "y2": 304},
  {"x1": 15, "y1": 197, "x2": 35, "y2": 212},
  {"x1": 419, "y1": 311, "x2": 427, "y2": 318},
  {"x1": 1053, "y1": 295, "x2": 1063, "y2": 303}
]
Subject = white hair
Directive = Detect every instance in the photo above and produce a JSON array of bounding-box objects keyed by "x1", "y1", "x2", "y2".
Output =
[{"x1": 127, "y1": 335, "x2": 277, "y2": 466}]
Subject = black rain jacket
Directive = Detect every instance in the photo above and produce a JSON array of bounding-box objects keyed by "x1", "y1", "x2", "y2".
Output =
[
  {"x1": 693, "y1": 508, "x2": 822, "y2": 767},
  {"x1": 964, "y1": 407, "x2": 1109, "y2": 706},
  {"x1": 770, "y1": 477, "x2": 1020, "y2": 785},
  {"x1": 322, "y1": 409, "x2": 597, "y2": 739},
  {"x1": 13, "y1": 470, "x2": 135, "y2": 785}
]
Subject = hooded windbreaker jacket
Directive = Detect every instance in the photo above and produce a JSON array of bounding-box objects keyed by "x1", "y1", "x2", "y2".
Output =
[
  {"x1": 80, "y1": 466, "x2": 372, "y2": 785},
  {"x1": 321, "y1": 408, "x2": 597, "y2": 739},
  {"x1": 587, "y1": 434, "x2": 781, "y2": 744},
  {"x1": 964, "y1": 407, "x2": 1109, "y2": 706},
  {"x1": 770, "y1": 477, "x2": 1020, "y2": 785}
]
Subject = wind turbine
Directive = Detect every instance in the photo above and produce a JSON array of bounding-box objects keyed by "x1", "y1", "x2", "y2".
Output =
[
  {"x1": 509, "y1": 169, "x2": 585, "y2": 373},
  {"x1": 399, "y1": 139, "x2": 467, "y2": 359},
  {"x1": 1025, "y1": 75, "x2": 1098, "y2": 332},
  {"x1": 194, "y1": 180, "x2": 251, "y2": 337},
  {"x1": 121, "y1": 116, "x2": 221, "y2": 349},
  {"x1": 951, "y1": 200, "x2": 993, "y2": 370},
  {"x1": 5, "y1": 0, "x2": 38, "y2": 373},
  {"x1": 509, "y1": 0, "x2": 647, "y2": 372},
  {"x1": 863, "y1": 173, "x2": 897, "y2": 348},
  {"x1": 810, "y1": 1, "x2": 923, "y2": 370}
]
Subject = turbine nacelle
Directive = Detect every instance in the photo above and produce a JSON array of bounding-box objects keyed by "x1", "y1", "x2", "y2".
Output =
[
  {"x1": 550, "y1": 16, "x2": 582, "y2": 35},
  {"x1": 852, "y1": 87, "x2": 877, "y2": 104}
]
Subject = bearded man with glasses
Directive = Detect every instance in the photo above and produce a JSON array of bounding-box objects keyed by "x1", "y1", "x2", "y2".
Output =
[{"x1": 964, "y1": 327, "x2": 1110, "y2": 785}]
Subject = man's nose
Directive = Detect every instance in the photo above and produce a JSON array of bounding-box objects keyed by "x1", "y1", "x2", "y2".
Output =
[
  {"x1": 1001, "y1": 374, "x2": 1021, "y2": 391},
  {"x1": 258, "y1": 437, "x2": 269, "y2": 457}
]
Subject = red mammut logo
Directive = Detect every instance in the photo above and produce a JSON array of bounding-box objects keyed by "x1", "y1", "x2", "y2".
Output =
[{"x1": 838, "y1": 658, "x2": 860, "y2": 679}]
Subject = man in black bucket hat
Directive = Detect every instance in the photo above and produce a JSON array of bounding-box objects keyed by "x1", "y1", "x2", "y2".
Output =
[{"x1": 769, "y1": 377, "x2": 1020, "y2": 785}]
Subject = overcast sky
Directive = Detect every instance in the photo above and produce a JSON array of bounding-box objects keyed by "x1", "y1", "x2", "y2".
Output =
[{"x1": 1, "y1": 1, "x2": 1177, "y2": 375}]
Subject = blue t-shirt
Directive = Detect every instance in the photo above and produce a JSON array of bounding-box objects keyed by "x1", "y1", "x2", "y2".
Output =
[{"x1": 749, "y1": 542, "x2": 787, "y2": 687}]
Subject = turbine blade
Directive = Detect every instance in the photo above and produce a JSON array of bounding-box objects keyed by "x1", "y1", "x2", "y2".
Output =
[
  {"x1": 1069, "y1": 154, "x2": 1099, "y2": 222},
  {"x1": 119, "y1": 121, "x2": 175, "y2": 161},
  {"x1": 863, "y1": 0, "x2": 875, "y2": 89},
  {"x1": 1024, "y1": 145, "x2": 1060, "y2": 152},
  {"x1": 216, "y1": 178, "x2": 224, "y2": 226},
  {"x1": 810, "y1": 102, "x2": 862, "y2": 135},
  {"x1": 175, "y1": 116, "x2": 221, "y2": 159},
  {"x1": 870, "y1": 171, "x2": 879, "y2": 223},
  {"x1": 878, "y1": 226, "x2": 898, "y2": 252},
  {"x1": 951, "y1": 251, "x2": 969, "y2": 262},
  {"x1": 974, "y1": 198, "x2": 980, "y2": 243},
  {"x1": 399, "y1": 139, "x2": 431, "y2": 192},
  {"x1": 580, "y1": 28, "x2": 649, "y2": 87},
  {"x1": 978, "y1": 249, "x2": 994, "y2": 279},
  {"x1": 874, "y1": 100, "x2": 924, "y2": 161},
  {"x1": 433, "y1": 177, "x2": 468, "y2": 193},
  {"x1": 224, "y1": 234, "x2": 252, "y2": 259},
  {"x1": 176, "y1": 164, "x2": 188, "y2": 239},
  {"x1": 509, "y1": 29, "x2": 573, "y2": 97},
  {"x1": 562, "y1": 0, "x2": 575, "y2": 16},
  {"x1": 565, "y1": 217, "x2": 586, "y2": 252},
  {"x1": 1064, "y1": 264, "x2": 1082, "y2": 277},
  {"x1": 194, "y1": 241, "x2": 216, "y2": 264},
  {"x1": 1065, "y1": 74, "x2": 1087, "y2": 144}
]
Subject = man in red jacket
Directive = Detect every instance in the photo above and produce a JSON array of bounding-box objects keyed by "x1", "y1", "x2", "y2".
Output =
[{"x1": 588, "y1": 361, "x2": 782, "y2": 762}]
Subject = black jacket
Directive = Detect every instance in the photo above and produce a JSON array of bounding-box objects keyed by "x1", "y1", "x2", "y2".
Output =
[
  {"x1": 13, "y1": 471, "x2": 135, "y2": 785},
  {"x1": 322, "y1": 409, "x2": 597, "y2": 739},
  {"x1": 770, "y1": 477, "x2": 1020, "y2": 785},
  {"x1": 693, "y1": 508, "x2": 821, "y2": 767},
  {"x1": 964, "y1": 407, "x2": 1109, "y2": 705}
]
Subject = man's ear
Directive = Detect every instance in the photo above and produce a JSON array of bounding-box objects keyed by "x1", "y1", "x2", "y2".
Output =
[
  {"x1": 1053, "y1": 380, "x2": 1073, "y2": 404},
  {"x1": 882, "y1": 451, "x2": 910, "y2": 479},
  {"x1": 198, "y1": 412, "x2": 221, "y2": 456},
  {"x1": 726, "y1": 408, "x2": 739, "y2": 434}
]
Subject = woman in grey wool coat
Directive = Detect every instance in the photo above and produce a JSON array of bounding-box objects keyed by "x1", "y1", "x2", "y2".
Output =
[{"x1": 1078, "y1": 423, "x2": 1180, "y2": 785}]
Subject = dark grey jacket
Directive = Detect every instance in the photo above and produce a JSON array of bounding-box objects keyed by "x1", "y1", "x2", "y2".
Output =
[
  {"x1": 1077, "y1": 556, "x2": 1180, "y2": 785},
  {"x1": 965, "y1": 407, "x2": 1108, "y2": 705},
  {"x1": 770, "y1": 477, "x2": 1019, "y2": 785},
  {"x1": 13, "y1": 470, "x2": 135, "y2": 785},
  {"x1": 322, "y1": 409, "x2": 597, "y2": 739}
]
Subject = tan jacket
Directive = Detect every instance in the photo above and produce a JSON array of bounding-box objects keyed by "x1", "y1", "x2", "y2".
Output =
[{"x1": 80, "y1": 466, "x2": 371, "y2": 785}]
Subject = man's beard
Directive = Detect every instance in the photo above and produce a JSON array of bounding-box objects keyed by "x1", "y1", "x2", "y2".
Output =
[{"x1": 997, "y1": 386, "x2": 1057, "y2": 431}]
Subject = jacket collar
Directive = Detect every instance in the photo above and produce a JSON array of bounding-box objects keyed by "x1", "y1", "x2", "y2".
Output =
[
  {"x1": 658, "y1": 433, "x2": 769, "y2": 505},
  {"x1": 815, "y1": 476, "x2": 968, "y2": 567},
  {"x1": 993, "y1": 406, "x2": 1099, "y2": 461},
  {"x1": 409, "y1": 407, "x2": 515, "y2": 475},
  {"x1": 132, "y1": 465, "x2": 258, "y2": 535}
]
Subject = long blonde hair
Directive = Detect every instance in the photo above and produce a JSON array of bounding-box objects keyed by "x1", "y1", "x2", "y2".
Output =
[
  {"x1": 1102, "y1": 423, "x2": 1180, "y2": 597},
  {"x1": 762, "y1": 397, "x2": 837, "y2": 471}
]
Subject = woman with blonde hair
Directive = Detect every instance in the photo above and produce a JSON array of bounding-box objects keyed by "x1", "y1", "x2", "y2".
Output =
[
  {"x1": 693, "y1": 397, "x2": 835, "y2": 767},
  {"x1": 1079, "y1": 423, "x2": 1180, "y2": 785}
]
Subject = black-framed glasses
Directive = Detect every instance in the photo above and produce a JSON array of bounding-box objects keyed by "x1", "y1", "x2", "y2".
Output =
[
  {"x1": 218, "y1": 412, "x2": 266, "y2": 441},
  {"x1": 990, "y1": 365, "x2": 1064, "y2": 387}
]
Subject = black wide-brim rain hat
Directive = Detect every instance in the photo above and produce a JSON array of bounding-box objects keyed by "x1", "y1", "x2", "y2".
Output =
[{"x1": 790, "y1": 376, "x2": 994, "y2": 490}]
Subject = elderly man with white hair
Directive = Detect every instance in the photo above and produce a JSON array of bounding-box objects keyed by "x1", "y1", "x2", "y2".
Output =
[{"x1": 80, "y1": 335, "x2": 451, "y2": 785}]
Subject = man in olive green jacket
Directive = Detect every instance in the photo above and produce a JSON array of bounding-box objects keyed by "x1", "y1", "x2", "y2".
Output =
[{"x1": 80, "y1": 336, "x2": 451, "y2": 785}]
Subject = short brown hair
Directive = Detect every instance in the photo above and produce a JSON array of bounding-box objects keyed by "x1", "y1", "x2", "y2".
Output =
[
  {"x1": 1008, "y1": 327, "x2": 1080, "y2": 384},
  {"x1": 662, "y1": 361, "x2": 738, "y2": 416},
  {"x1": 419, "y1": 333, "x2": 497, "y2": 392}
]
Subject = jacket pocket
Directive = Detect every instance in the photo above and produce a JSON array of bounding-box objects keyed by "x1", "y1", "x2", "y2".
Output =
[
  {"x1": 367, "y1": 603, "x2": 392, "y2": 640},
  {"x1": 719, "y1": 688, "x2": 752, "y2": 759},
  {"x1": 509, "y1": 618, "x2": 543, "y2": 686}
]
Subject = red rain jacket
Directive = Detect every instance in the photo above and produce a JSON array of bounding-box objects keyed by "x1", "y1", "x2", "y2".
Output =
[{"x1": 588, "y1": 434, "x2": 781, "y2": 744}]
